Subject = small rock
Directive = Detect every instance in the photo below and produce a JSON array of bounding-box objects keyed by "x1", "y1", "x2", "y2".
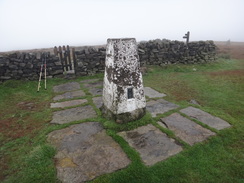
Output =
[{"x1": 189, "y1": 99, "x2": 200, "y2": 105}]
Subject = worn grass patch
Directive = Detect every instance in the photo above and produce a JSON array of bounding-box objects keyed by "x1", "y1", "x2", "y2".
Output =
[{"x1": 1, "y1": 59, "x2": 244, "y2": 182}]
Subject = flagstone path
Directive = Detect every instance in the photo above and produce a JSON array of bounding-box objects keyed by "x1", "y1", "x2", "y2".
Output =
[
  {"x1": 118, "y1": 124, "x2": 183, "y2": 166},
  {"x1": 48, "y1": 80, "x2": 231, "y2": 182},
  {"x1": 53, "y1": 90, "x2": 85, "y2": 101},
  {"x1": 48, "y1": 122, "x2": 130, "y2": 183},
  {"x1": 50, "y1": 99, "x2": 87, "y2": 108},
  {"x1": 180, "y1": 107, "x2": 231, "y2": 130},
  {"x1": 144, "y1": 87, "x2": 167, "y2": 98},
  {"x1": 146, "y1": 99, "x2": 179, "y2": 117},
  {"x1": 159, "y1": 113, "x2": 216, "y2": 146}
]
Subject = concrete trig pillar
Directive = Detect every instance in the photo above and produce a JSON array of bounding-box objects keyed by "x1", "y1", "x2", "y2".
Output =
[{"x1": 101, "y1": 38, "x2": 146, "y2": 123}]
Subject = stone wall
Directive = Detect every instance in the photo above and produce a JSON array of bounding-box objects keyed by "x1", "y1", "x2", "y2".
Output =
[
  {"x1": 75, "y1": 46, "x2": 106, "y2": 76},
  {"x1": 0, "y1": 39, "x2": 217, "y2": 82},
  {"x1": 138, "y1": 39, "x2": 216, "y2": 66},
  {"x1": 74, "y1": 39, "x2": 216, "y2": 75},
  {"x1": 0, "y1": 52, "x2": 63, "y2": 81}
]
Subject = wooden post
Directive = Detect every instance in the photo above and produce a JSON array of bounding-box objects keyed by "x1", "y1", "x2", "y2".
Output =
[
  {"x1": 58, "y1": 46, "x2": 64, "y2": 71},
  {"x1": 54, "y1": 46, "x2": 58, "y2": 56},
  {"x1": 62, "y1": 45, "x2": 68, "y2": 71},
  {"x1": 183, "y1": 31, "x2": 190, "y2": 46},
  {"x1": 67, "y1": 45, "x2": 72, "y2": 70},
  {"x1": 72, "y1": 48, "x2": 77, "y2": 74}
]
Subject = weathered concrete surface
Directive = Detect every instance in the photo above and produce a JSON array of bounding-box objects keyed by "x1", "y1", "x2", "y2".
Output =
[
  {"x1": 50, "y1": 106, "x2": 97, "y2": 124},
  {"x1": 118, "y1": 124, "x2": 182, "y2": 166},
  {"x1": 180, "y1": 107, "x2": 231, "y2": 130},
  {"x1": 53, "y1": 82, "x2": 81, "y2": 93},
  {"x1": 92, "y1": 97, "x2": 103, "y2": 109},
  {"x1": 102, "y1": 38, "x2": 146, "y2": 123},
  {"x1": 47, "y1": 122, "x2": 131, "y2": 183},
  {"x1": 50, "y1": 99, "x2": 88, "y2": 109},
  {"x1": 160, "y1": 113, "x2": 216, "y2": 145},
  {"x1": 144, "y1": 87, "x2": 166, "y2": 98},
  {"x1": 101, "y1": 105, "x2": 146, "y2": 124},
  {"x1": 53, "y1": 90, "x2": 86, "y2": 101},
  {"x1": 146, "y1": 99, "x2": 179, "y2": 117}
]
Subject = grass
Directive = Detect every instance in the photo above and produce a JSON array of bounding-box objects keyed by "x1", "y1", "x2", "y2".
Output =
[{"x1": 0, "y1": 58, "x2": 243, "y2": 182}]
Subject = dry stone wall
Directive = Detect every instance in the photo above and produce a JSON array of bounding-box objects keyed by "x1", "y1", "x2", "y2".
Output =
[
  {"x1": 75, "y1": 46, "x2": 106, "y2": 76},
  {"x1": 0, "y1": 52, "x2": 63, "y2": 81},
  {"x1": 0, "y1": 39, "x2": 216, "y2": 82},
  {"x1": 138, "y1": 39, "x2": 216, "y2": 66},
  {"x1": 74, "y1": 39, "x2": 216, "y2": 77}
]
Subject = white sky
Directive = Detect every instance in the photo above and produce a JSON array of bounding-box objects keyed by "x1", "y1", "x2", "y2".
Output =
[{"x1": 0, "y1": 0, "x2": 244, "y2": 52}]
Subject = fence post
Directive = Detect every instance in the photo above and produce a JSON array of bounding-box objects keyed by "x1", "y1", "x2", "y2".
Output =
[
  {"x1": 183, "y1": 31, "x2": 190, "y2": 46},
  {"x1": 62, "y1": 45, "x2": 68, "y2": 71},
  {"x1": 58, "y1": 46, "x2": 64, "y2": 71},
  {"x1": 72, "y1": 48, "x2": 77, "y2": 74},
  {"x1": 54, "y1": 46, "x2": 58, "y2": 56},
  {"x1": 67, "y1": 45, "x2": 72, "y2": 70}
]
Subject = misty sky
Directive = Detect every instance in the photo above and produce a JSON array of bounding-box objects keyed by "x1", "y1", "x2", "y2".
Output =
[{"x1": 0, "y1": 0, "x2": 243, "y2": 52}]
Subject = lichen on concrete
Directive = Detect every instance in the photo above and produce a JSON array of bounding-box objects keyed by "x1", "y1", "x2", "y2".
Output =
[{"x1": 102, "y1": 38, "x2": 146, "y2": 123}]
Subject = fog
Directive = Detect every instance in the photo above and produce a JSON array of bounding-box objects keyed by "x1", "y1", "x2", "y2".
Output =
[{"x1": 0, "y1": 0, "x2": 243, "y2": 52}]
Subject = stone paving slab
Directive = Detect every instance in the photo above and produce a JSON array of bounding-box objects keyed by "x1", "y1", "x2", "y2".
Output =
[
  {"x1": 144, "y1": 87, "x2": 166, "y2": 98},
  {"x1": 53, "y1": 82, "x2": 81, "y2": 93},
  {"x1": 80, "y1": 79, "x2": 99, "y2": 83},
  {"x1": 146, "y1": 99, "x2": 179, "y2": 117},
  {"x1": 47, "y1": 122, "x2": 131, "y2": 183},
  {"x1": 159, "y1": 113, "x2": 216, "y2": 146},
  {"x1": 53, "y1": 90, "x2": 86, "y2": 101},
  {"x1": 92, "y1": 97, "x2": 103, "y2": 109},
  {"x1": 89, "y1": 88, "x2": 103, "y2": 96},
  {"x1": 180, "y1": 107, "x2": 231, "y2": 130},
  {"x1": 50, "y1": 99, "x2": 88, "y2": 109},
  {"x1": 83, "y1": 81, "x2": 103, "y2": 89},
  {"x1": 50, "y1": 106, "x2": 97, "y2": 124},
  {"x1": 118, "y1": 124, "x2": 182, "y2": 166}
]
